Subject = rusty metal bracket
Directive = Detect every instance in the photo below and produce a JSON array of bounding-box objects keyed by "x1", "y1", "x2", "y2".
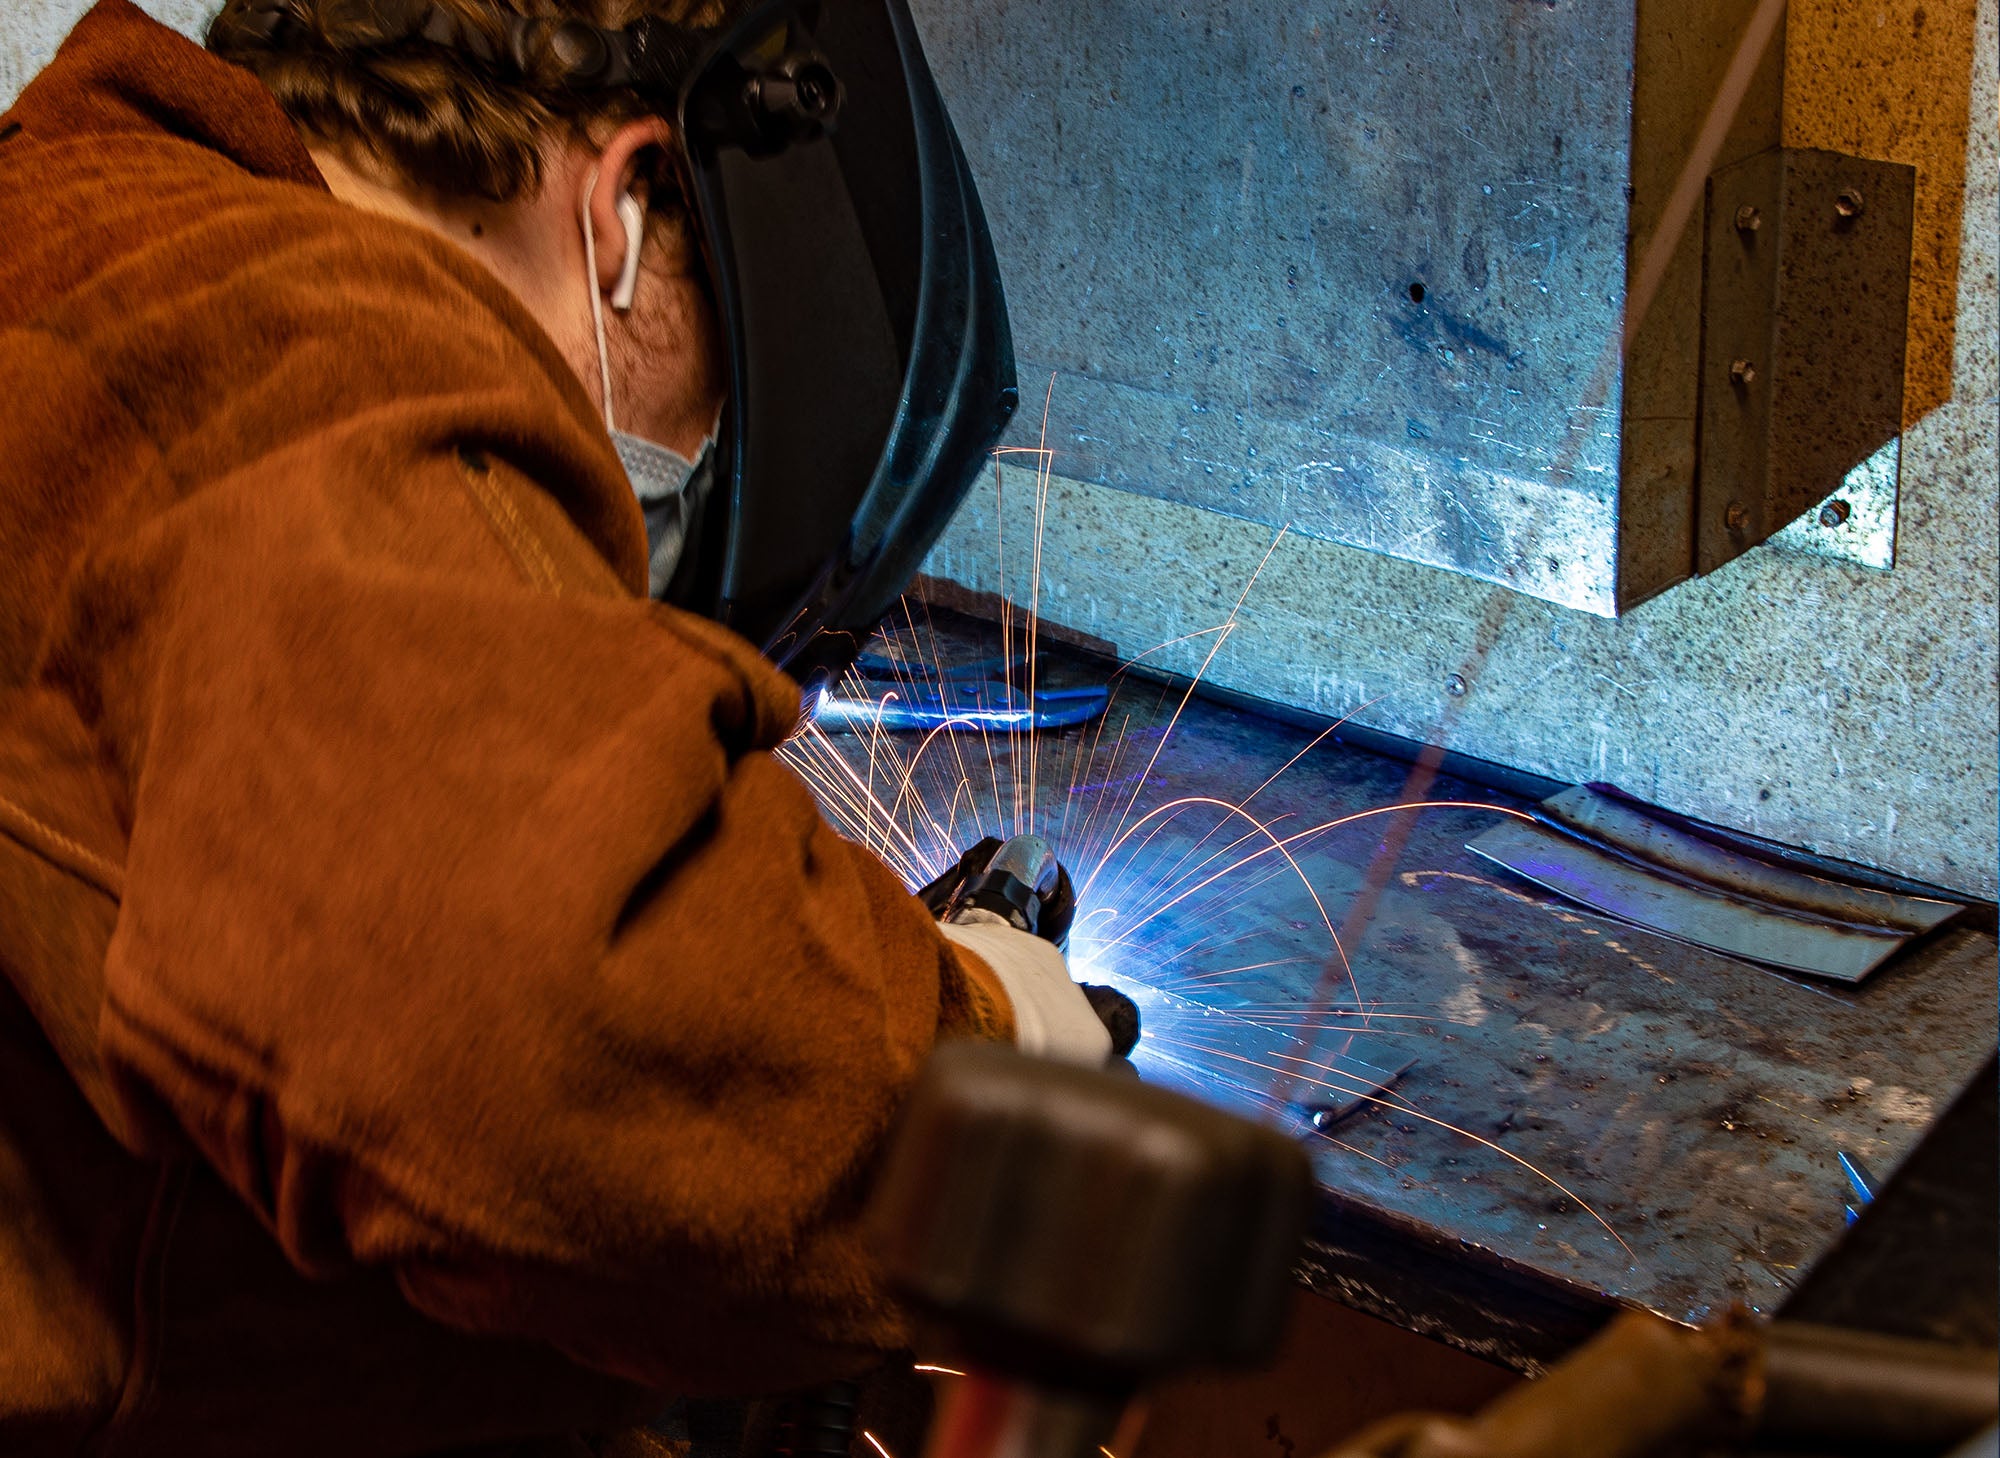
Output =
[{"x1": 1697, "y1": 147, "x2": 1916, "y2": 575}]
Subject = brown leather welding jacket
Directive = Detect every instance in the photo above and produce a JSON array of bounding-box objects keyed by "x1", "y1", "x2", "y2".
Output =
[{"x1": 0, "y1": 3, "x2": 1016, "y2": 1452}]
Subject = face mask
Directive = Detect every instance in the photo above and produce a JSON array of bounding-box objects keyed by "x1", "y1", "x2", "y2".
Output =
[
  {"x1": 614, "y1": 427, "x2": 715, "y2": 598},
  {"x1": 583, "y1": 168, "x2": 718, "y2": 598}
]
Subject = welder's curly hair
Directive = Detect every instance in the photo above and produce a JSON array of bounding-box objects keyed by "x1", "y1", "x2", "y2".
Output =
[{"x1": 207, "y1": 0, "x2": 726, "y2": 202}]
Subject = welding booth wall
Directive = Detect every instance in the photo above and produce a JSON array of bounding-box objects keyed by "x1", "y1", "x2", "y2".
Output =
[
  {"x1": 918, "y1": 0, "x2": 2000, "y2": 903},
  {"x1": 1, "y1": 0, "x2": 214, "y2": 92},
  {"x1": 6, "y1": 0, "x2": 1993, "y2": 903}
]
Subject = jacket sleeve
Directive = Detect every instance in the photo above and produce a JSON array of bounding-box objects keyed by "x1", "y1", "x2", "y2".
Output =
[{"x1": 72, "y1": 225, "x2": 1013, "y2": 1393}]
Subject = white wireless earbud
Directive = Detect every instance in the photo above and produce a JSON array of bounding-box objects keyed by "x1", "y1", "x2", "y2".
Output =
[{"x1": 610, "y1": 192, "x2": 644, "y2": 313}]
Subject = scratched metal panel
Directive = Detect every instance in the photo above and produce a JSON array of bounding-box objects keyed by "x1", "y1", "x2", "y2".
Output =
[{"x1": 909, "y1": 0, "x2": 1637, "y2": 614}]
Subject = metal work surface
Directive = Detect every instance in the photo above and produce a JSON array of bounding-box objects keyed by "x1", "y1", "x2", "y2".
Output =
[
  {"x1": 793, "y1": 608, "x2": 1999, "y2": 1369},
  {"x1": 908, "y1": 0, "x2": 1637, "y2": 612},
  {"x1": 1782, "y1": 1058, "x2": 1998, "y2": 1349}
]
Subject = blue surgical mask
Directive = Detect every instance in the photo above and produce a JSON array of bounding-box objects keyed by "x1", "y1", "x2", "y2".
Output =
[{"x1": 614, "y1": 427, "x2": 716, "y2": 598}]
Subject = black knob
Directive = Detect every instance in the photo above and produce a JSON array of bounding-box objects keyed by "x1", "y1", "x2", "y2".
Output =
[
  {"x1": 868, "y1": 1042, "x2": 1311, "y2": 1397},
  {"x1": 745, "y1": 55, "x2": 844, "y2": 141}
]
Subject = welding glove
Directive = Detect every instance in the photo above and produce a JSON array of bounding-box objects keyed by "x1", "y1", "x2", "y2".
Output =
[{"x1": 939, "y1": 912, "x2": 1114, "y2": 1067}]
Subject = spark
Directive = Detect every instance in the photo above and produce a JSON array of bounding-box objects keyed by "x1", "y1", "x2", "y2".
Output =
[
  {"x1": 1087, "y1": 799, "x2": 1536, "y2": 983},
  {"x1": 1200, "y1": 1043, "x2": 1633, "y2": 1257},
  {"x1": 780, "y1": 414, "x2": 1632, "y2": 1260},
  {"x1": 1080, "y1": 794, "x2": 1353, "y2": 997},
  {"x1": 1027, "y1": 380, "x2": 1058, "y2": 834},
  {"x1": 1093, "y1": 527, "x2": 1291, "y2": 876},
  {"x1": 914, "y1": 1363, "x2": 966, "y2": 1377},
  {"x1": 862, "y1": 1432, "x2": 895, "y2": 1458}
]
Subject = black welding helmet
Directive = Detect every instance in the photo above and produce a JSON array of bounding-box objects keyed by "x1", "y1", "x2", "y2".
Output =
[
  {"x1": 651, "y1": 0, "x2": 1018, "y2": 692},
  {"x1": 229, "y1": 0, "x2": 1017, "y2": 691}
]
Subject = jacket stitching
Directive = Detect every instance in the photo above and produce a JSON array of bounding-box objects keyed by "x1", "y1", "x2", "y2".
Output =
[
  {"x1": 457, "y1": 454, "x2": 564, "y2": 595},
  {"x1": 0, "y1": 791, "x2": 124, "y2": 899}
]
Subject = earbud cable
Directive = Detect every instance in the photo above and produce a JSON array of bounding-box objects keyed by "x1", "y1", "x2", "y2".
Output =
[{"x1": 581, "y1": 165, "x2": 618, "y2": 434}]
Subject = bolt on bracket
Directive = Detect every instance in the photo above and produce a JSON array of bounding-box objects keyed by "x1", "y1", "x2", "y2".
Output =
[{"x1": 1696, "y1": 147, "x2": 1915, "y2": 576}]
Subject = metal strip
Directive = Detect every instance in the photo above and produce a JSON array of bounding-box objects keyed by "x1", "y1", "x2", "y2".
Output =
[
  {"x1": 1467, "y1": 820, "x2": 1910, "y2": 983},
  {"x1": 1539, "y1": 785, "x2": 1962, "y2": 935}
]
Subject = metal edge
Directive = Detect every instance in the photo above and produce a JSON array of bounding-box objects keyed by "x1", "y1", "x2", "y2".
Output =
[{"x1": 1299, "y1": 1188, "x2": 1625, "y2": 1376}]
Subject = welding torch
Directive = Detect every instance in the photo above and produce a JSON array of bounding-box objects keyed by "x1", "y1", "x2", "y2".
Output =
[{"x1": 919, "y1": 835, "x2": 1141, "y2": 1058}]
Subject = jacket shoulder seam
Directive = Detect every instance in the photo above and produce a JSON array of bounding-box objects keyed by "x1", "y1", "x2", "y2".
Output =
[{"x1": 0, "y1": 791, "x2": 125, "y2": 900}]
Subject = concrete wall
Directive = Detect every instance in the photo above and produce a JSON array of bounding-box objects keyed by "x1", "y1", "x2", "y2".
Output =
[{"x1": 7, "y1": 2, "x2": 1994, "y2": 898}]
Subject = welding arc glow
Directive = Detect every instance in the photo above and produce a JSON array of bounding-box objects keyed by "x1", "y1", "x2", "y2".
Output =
[
  {"x1": 1081, "y1": 796, "x2": 1348, "y2": 978},
  {"x1": 782, "y1": 603, "x2": 1631, "y2": 1254},
  {"x1": 781, "y1": 453, "x2": 1632, "y2": 1255}
]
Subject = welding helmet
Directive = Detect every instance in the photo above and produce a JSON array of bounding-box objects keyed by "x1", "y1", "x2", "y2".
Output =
[
  {"x1": 654, "y1": 0, "x2": 1018, "y2": 691},
  {"x1": 232, "y1": 0, "x2": 1018, "y2": 692}
]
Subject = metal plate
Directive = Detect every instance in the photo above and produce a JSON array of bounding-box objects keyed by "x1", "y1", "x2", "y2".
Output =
[
  {"x1": 1536, "y1": 785, "x2": 1962, "y2": 937},
  {"x1": 1468, "y1": 819, "x2": 1914, "y2": 984},
  {"x1": 1767, "y1": 436, "x2": 1900, "y2": 571},
  {"x1": 907, "y1": 0, "x2": 1640, "y2": 614}
]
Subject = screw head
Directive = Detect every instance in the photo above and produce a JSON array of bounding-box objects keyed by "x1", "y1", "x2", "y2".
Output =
[
  {"x1": 1819, "y1": 499, "x2": 1852, "y2": 528},
  {"x1": 1444, "y1": 673, "x2": 1469, "y2": 698},
  {"x1": 1725, "y1": 501, "x2": 1751, "y2": 532},
  {"x1": 1734, "y1": 204, "x2": 1763, "y2": 234},
  {"x1": 1835, "y1": 188, "x2": 1865, "y2": 220},
  {"x1": 1729, "y1": 358, "x2": 1758, "y2": 387}
]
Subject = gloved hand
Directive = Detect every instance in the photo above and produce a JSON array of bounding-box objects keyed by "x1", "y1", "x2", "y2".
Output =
[
  {"x1": 914, "y1": 837, "x2": 1005, "y2": 920},
  {"x1": 938, "y1": 912, "x2": 1113, "y2": 1067},
  {"x1": 921, "y1": 835, "x2": 1142, "y2": 1061}
]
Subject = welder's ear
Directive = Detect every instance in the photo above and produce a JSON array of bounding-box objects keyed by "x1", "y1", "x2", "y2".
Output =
[{"x1": 583, "y1": 117, "x2": 677, "y2": 296}]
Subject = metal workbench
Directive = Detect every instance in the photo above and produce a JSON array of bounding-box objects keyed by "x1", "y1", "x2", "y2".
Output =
[{"x1": 813, "y1": 609, "x2": 1999, "y2": 1372}]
